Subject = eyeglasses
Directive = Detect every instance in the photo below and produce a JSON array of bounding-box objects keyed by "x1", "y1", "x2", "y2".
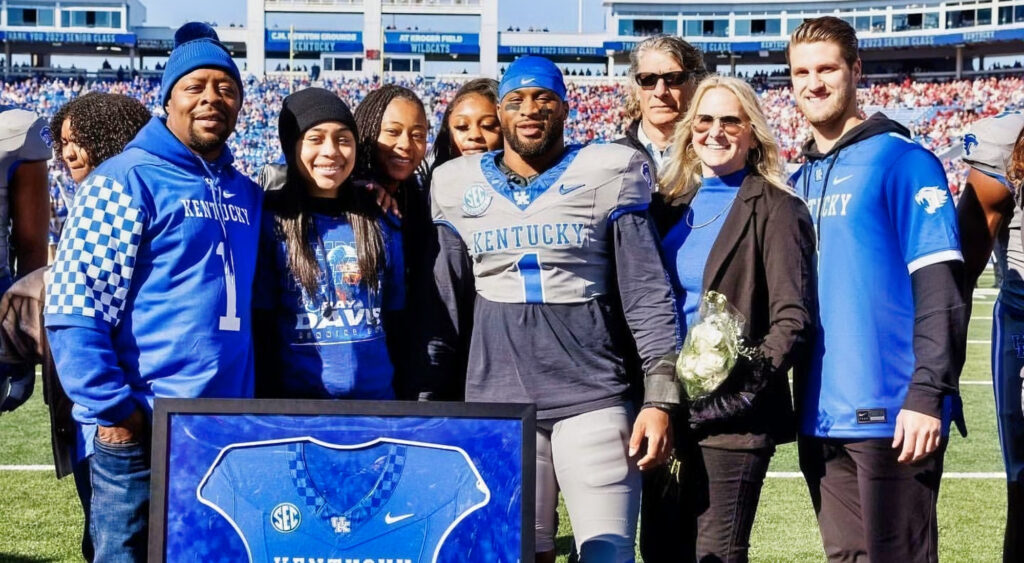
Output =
[
  {"x1": 691, "y1": 115, "x2": 747, "y2": 135},
  {"x1": 634, "y1": 71, "x2": 693, "y2": 90}
]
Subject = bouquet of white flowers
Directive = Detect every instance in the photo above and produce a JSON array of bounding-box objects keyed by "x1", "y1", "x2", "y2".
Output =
[{"x1": 675, "y1": 291, "x2": 753, "y2": 399}]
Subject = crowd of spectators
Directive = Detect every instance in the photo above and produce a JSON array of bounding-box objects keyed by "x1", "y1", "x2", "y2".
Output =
[{"x1": 4, "y1": 72, "x2": 1022, "y2": 195}]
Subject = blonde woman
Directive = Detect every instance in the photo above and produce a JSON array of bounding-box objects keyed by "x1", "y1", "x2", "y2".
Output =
[{"x1": 649, "y1": 75, "x2": 817, "y2": 562}]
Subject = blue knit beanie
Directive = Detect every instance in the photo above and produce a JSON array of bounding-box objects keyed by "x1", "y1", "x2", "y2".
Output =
[
  {"x1": 498, "y1": 56, "x2": 566, "y2": 102},
  {"x1": 161, "y1": 22, "x2": 243, "y2": 106}
]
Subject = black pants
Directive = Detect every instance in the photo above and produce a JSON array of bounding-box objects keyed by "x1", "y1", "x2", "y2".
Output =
[
  {"x1": 640, "y1": 442, "x2": 773, "y2": 563},
  {"x1": 798, "y1": 436, "x2": 946, "y2": 563}
]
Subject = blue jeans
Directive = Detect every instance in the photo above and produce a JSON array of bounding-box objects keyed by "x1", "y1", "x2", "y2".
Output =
[{"x1": 90, "y1": 435, "x2": 150, "y2": 563}]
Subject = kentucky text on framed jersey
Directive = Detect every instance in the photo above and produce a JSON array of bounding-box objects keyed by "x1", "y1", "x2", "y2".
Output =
[{"x1": 148, "y1": 399, "x2": 535, "y2": 562}]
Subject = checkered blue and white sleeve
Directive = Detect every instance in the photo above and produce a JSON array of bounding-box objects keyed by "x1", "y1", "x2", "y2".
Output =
[{"x1": 45, "y1": 174, "x2": 145, "y2": 327}]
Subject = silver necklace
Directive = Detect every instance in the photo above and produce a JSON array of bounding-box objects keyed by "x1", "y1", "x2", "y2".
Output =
[{"x1": 685, "y1": 188, "x2": 736, "y2": 229}]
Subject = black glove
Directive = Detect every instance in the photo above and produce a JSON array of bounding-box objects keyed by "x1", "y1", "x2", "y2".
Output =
[{"x1": 0, "y1": 364, "x2": 35, "y2": 414}]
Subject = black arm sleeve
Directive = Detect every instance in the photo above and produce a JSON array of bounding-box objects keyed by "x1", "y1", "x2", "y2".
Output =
[
  {"x1": 418, "y1": 223, "x2": 475, "y2": 400},
  {"x1": 613, "y1": 211, "x2": 681, "y2": 406},
  {"x1": 901, "y1": 260, "x2": 968, "y2": 418}
]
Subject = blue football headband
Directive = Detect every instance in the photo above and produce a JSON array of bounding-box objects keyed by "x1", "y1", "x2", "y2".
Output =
[{"x1": 498, "y1": 56, "x2": 567, "y2": 102}]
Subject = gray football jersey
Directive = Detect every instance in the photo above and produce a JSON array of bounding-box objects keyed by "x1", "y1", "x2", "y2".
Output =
[
  {"x1": 0, "y1": 107, "x2": 51, "y2": 279},
  {"x1": 431, "y1": 143, "x2": 654, "y2": 304}
]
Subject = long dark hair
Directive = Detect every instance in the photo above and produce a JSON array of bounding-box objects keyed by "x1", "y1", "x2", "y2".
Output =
[
  {"x1": 353, "y1": 84, "x2": 428, "y2": 190},
  {"x1": 431, "y1": 78, "x2": 500, "y2": 170},
  {"x1": 271, "y1": 129, "x2": 385, "y2": 301}
]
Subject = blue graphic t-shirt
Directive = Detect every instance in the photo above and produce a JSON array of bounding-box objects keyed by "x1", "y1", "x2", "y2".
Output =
[
  {"x1": 197, "y1": 438, "x2": 490, "y2": 563},
  {"x1": 256, "y1": 210, "x2": 405, "y2": 399}
]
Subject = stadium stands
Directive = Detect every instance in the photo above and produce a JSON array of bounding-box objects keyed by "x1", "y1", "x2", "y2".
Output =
[{"x1": 4, "y1": 73, "x2": 1021, "y2": 194}]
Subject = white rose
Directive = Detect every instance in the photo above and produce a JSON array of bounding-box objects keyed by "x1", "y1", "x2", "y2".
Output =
[
  {"x1": 678, "y1": 354, "x2": 700, "y2": 379},
  {"x1": 695, "y1": 352, "x2": 728, "y2": 381},
  {"x1": 691, "y1": 323, "x2": 724, "y2": 353}
]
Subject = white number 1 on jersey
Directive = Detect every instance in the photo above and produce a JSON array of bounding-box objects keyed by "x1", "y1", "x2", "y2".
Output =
[{"x1": 216, "y1": 241, "x2": 241, "y2": 331}]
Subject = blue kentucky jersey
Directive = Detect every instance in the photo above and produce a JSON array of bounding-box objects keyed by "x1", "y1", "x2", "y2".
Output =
[
  {"x1": 255, "y1": 211, "x2": 405, "y2": 399},
  {"x1": 198, "y1": 438, "x2": 490, "y2": 563},
  {"x1": 792, "y1": 130, "x2": 961, "y2": 439}
]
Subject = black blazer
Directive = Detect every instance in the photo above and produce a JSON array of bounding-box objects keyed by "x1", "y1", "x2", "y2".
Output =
[{"x1": 651, "y1": 173, "x2": 818, "y2": 449}]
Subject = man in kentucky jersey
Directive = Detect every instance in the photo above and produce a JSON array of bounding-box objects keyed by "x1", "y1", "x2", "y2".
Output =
[
  {"x1": 0, "y1": 106, "x2": 51, "y2": 414},
  {"x1": 425, "y1": 55, "x2": 679, "y2": 562},
  {"x1": 788, "y1": 17, "x2": 966, "y2": 562},
  {"x1": 44, "y1": 23, "x2": 261, "y2": 561},
  {"x1": 197, "y1": 438, "x2": 489, "y2": 563},
  {"x1": 956, "y1": 111, "x2": 1024, "y2": 562}
]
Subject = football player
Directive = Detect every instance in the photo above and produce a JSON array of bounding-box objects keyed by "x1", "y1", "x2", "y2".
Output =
[
  {"x1": 425, "y1": 55, "x2": 679, "y2": 563},
  {"x1": 0, "y1": 105, "x2": 51, "y2": 413},
  {"x1": 957, "y1": 111, "x2": 1024, "y2": 562}
]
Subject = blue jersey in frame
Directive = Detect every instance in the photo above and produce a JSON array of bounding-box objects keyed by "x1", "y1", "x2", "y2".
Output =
[{"x1": 198, "y1": 437, "x2": 490, "y2": 563}]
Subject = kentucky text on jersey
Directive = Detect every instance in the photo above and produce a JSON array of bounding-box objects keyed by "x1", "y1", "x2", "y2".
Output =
[
  {"x1": 180, "y1": 198, "x2": 253, "y2": 225},
  {"x1": 804, "y1": 193, "x2": 853, "y2": 220},
  {"x1": 272, "y1": 557, "x2": 412, "y2": 563},
  {"x1": 471, "y1": 222, "x2": 586, "y2": 254}
]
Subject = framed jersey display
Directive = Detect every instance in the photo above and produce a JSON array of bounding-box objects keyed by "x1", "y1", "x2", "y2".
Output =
[{"x1": 148, "y1": 399, "x2": 535, "y2": 562}]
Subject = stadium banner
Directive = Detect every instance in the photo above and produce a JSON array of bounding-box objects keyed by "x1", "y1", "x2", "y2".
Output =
[
  {"x1": 384, "y1": 32, "x2": 479, "y2": 55},
  {"x1": 0, "y1": 30, "x2": 135, "y2": 46},
  {"x1": 604, "y1": 28, "x2": 1024, "y2": 54},
  {"x1": 148, "y1": 398, "x2": 535, "y2": 563},
  {"x1": 265, "y1": 30, "x2": 363, "y2": 54},
  {"x1": 499, "y1": 45, "x2": 605, "y2": 57}
]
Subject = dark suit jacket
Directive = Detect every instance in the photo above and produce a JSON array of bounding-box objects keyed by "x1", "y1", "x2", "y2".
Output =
[{"x1": 651, "y1": 173, "x2": 818, "y2": 449}]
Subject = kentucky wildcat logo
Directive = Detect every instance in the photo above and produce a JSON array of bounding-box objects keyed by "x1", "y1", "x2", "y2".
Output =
[
  {"x1": 914, "y1": 186, "x2": 949, "y2": 215},
  {"x1": 963, "y1": 133, "x2": 979, "y2": 156}
]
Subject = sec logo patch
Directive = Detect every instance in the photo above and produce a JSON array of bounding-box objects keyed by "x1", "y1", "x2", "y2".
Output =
[
  {"x1": 462, "y1": 183, "x2": 493, "y2": 217},
  {"x1": 271, "y1": 502, "x2": 301, "y2": 533}
]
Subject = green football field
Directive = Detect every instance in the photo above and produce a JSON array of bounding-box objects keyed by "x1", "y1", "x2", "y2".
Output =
[{"x1": 0, "y1": 272, "x2": 1010, "y2": 562}]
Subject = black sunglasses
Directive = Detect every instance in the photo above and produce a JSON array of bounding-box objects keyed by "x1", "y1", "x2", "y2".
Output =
[{"x1": 634, "y1": 71, "x2": 694, "y2": 89}]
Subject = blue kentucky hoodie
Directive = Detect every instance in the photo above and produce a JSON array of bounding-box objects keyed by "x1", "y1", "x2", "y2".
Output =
[{"x1": 45, "y1": 116, "x2": 262, "y2": 454}]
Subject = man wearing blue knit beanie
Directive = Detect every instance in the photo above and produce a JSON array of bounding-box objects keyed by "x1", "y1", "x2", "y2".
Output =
[
  {"x1": 427, "y1": 54, "x2": 679, "y2": 562},
  {"x1": 45, "y1": 22, "x2": 261, "y2": 562}
]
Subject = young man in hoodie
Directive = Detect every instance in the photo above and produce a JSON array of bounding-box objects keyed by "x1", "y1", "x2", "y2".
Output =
[
  {"x1": 788, "y1": 17, "x2": 967, "y2": 562},
  {"x1": 44, "y1": 23, "x2": 261, "y2": 562}
]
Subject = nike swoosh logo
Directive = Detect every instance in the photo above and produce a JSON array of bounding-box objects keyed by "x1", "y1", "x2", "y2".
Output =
[
  {"x1": 833, "y1": 174, "x2": 854, "y2": 185},
  {"x1": 558, "y1": 183, "x2": 585, "y2": 195},
  {"x1": 223, "y1": 191, "x2": 236, "y2": 199},
  {"x1": 384, "y1": 512, "x2": 414, "y2": 525},
  {"x1": 520, "y1": 77, "x2": 536, "y2": 85}
]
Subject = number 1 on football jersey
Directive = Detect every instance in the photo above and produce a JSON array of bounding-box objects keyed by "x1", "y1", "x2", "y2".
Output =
[
  {"x1": 216, "y1": 241, "x2": 241, "y2": 331},
  {"x1": 516, "y1": 252, "x2": 545, "y2": 303}
]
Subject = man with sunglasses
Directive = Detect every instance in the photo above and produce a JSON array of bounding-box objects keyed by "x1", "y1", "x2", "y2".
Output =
[
  {"x1": 788, "y1": 17, "x2": 966, "y2": 562},
  {"x1": 614, "y1": 35, "x2": 705, "y2": 191}
]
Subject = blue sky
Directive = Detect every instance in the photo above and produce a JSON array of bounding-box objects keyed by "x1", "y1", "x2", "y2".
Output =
[{"x1": 140, "y1": 0, "x2": 607, "y2": 33}]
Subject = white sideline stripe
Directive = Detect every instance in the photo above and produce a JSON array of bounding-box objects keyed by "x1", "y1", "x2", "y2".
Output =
[
  {"x1": 968, "y1": 339, "x2": 991, "y2": 344},
  {"x1": 975, "y1": 288, "x2": 999, "y2": 296},
  {"x1": 0, "y1": 465, "x2": 54, "y2": 471},
  {"x1": 766, "y1": 471, "x2": 1003, "y2": 479},
  {"x1": 961, "y1": 380, "x2": 993, "y2": 385}
]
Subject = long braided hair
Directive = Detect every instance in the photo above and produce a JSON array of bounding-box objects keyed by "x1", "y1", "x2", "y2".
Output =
[{"x1": 353, "y1": 85, "x2": 429, "y2": 192}]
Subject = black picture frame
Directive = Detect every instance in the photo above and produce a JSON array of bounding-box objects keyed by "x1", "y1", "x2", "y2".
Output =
[{"x1": 148, "y1": 398, "x2": 535, "y2": 562}]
